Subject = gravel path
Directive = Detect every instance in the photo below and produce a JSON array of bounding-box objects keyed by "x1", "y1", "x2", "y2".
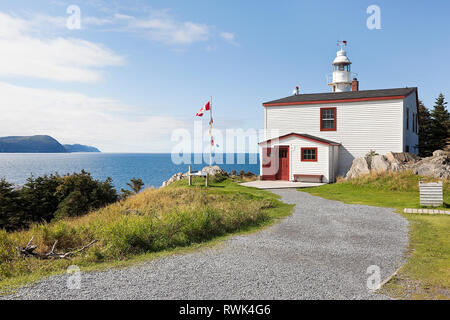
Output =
[{"x1": 3, "y1": 189, "x2": 409, "y2": 300}]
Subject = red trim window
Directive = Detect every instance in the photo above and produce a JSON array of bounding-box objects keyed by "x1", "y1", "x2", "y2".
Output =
[
  {"x1": 320, "y1": 107, "x2": 337, "y2": 131},
  {"x1": 301, "y1": 147, "x2": 318, "y2": 162}
]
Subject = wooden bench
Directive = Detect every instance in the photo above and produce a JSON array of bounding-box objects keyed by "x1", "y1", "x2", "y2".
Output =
[{"x1": 294, "y1": 174, "x2": 323, "y2": 183}]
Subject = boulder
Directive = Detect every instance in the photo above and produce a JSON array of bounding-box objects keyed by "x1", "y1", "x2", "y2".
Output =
[
  {"x1": 200, "y1": 166, "x2": 226, "y2": 175},
  {"x1": 433, "y1": 150, "x2": 447, "y2": 157},
  {"x1": 409, "y1": 155, "x2": 450, "y2": 179},
  {"x1": 346, "y1": 157, "x2": 371, "y2": 179},
  {"x1": 370, "y1": 155, "x2": 390, "y2": 173},
  {"x1": 346, "y1": 150, "x2": 450, "y2": 179},
  {"x1": 385, "y1": 151, "x2": 419, "y2": 164}
]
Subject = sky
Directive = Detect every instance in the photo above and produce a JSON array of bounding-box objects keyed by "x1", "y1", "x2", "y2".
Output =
[{"x1": 0, "y1": 0, "x2": 449, "y2": 152}]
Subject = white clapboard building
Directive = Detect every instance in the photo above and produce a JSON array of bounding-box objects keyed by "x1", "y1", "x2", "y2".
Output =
[{"x1": 259, "y1": 44, "x2": 419, "y2": 183}]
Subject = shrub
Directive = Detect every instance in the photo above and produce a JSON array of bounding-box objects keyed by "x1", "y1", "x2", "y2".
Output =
[
  {"x1": 54, "y1": 171, "x2": 118, "y2": 219},
  {"x1": 0, "y1": 171, "x2": 118, "y2": 230},
  {"x1": 365, "y1": 150, "x2": 379, "y2": 157},
  {"x1": 212, "y1": 172, "x2": 228, "y2": 183}
]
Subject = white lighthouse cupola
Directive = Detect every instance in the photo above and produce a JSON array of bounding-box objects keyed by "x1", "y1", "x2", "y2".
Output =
[{"x1": 328, "y1": 41, "x2": 356, "y2": 92}]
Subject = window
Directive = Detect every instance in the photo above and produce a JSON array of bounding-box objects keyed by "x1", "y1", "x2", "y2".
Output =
[
  {"x1": 301, "y1": 148, "x2": 318, "y2": 162},
  {"x1": 405, "y1": 145, "x2": 410, "y2": 153},
  {"x1": 416, "y1": 114, "x2": 419, "y2": 134},
  {"x1": 320, "y1": 107, "x2": 337, "y2": 131},
  {"x1": 406, "y1": 108, "x2": 409, "y2": 130}
]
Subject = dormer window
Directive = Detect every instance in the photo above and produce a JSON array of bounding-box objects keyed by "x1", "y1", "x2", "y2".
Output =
[{"x1": 320, "y1": 107, "x2": 337, "y2": 131}]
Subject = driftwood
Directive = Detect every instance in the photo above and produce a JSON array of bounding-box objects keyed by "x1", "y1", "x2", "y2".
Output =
[{"x1": 17, "y1": 237, "x2": 98, "y2": 260}]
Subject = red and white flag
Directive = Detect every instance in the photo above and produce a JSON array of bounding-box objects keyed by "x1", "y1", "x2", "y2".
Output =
[{"x1": 196, "y1": 101, "x2": 211, "y2": 117}]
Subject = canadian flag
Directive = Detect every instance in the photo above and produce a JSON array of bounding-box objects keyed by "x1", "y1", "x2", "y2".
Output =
[{"x1": 196, "y1": 101, "x2": 211, "y2": 117}]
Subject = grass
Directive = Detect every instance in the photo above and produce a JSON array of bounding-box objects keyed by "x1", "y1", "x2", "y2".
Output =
[
  {"x1": 0, "y1": 177, "x2": 293, "y2": 294},
  {"x1": 300, "y1": 171, "x2": 450, "y2": 300}
]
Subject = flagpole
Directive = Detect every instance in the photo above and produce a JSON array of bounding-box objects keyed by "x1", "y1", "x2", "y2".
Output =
[{"x1": 209, "y1": 96, "x2": 213, "y2": 167}]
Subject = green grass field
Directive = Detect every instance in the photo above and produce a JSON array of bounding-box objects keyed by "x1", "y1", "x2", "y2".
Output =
[
  {"x1": 0, "y1": 177, "x2": 293, "y2": 294},
  {"x1": 301, "y1": 171, "x2": 450, "y2": 300}
]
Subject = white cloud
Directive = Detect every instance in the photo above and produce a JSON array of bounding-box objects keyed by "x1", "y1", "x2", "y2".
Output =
[
  {"x1": 220, "y1": 32, "x2": 235, "y2": 41},
  {"x1": 0, "y1": 82, "x2": 186, "y2": 152},
  {"x1": 0, "y1": 12, "x2": 124, "y2": 82},
  {"x1": 220, "y1": 32, "x2": 238, "y2": 46},
  {"x1": 125, "y1": 12, "x2": 210, "y2": 45}
]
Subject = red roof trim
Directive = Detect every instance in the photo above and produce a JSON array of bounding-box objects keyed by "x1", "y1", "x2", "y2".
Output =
[
  {"x1": 263, "y1": 95, "x2": 407, "y2": 107},
  {"x1": 259, "y1": 133, "x2": 339, "y2": 146}
]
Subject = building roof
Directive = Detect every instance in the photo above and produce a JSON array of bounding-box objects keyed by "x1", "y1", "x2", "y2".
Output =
[
  {"x1": 259, "y1": 133, "x2": 341, "y2": 146},
  {"x1": 263, "y1": 87, "x2": 417, "y2": 106},
  {"x1": 333, "y1": 49, "x2": 351, "y2": 65}
]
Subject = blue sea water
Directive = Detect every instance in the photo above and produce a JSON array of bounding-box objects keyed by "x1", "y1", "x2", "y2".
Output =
[{"x1": 0, "y1": 153, "x2": 260, "y2": 190}]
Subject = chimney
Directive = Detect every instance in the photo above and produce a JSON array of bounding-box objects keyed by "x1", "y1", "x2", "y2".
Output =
[{"x1": 352, "y1": 78, "x2": 359, "y2": 92}]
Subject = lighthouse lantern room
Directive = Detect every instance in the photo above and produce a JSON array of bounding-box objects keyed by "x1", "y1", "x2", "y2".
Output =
[{"x1": 328, "y1": 41, "x2": 357, "y2": 92}]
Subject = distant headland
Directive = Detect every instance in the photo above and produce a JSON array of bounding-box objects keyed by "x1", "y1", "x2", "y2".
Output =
[{"x1": 0, "y1": 135, "x2": 100, "y2": 153}]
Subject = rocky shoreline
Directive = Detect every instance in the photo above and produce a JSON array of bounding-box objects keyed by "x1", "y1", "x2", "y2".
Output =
[{"x1": 161, "y1": 166, "x2": 226, "y2": 187}]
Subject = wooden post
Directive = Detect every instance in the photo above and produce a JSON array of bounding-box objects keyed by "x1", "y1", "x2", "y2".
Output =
[
  {"x1": 188, "y1": 165, "x2": 192, "y2": 186},
  {"x1": 206, "y1": 173, "x2": 209, "y2": 187}
]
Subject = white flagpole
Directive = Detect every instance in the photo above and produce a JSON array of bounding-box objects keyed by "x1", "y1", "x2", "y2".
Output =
[{"x1": 209, "y1": 96, "x2": 213, "y2": 167}]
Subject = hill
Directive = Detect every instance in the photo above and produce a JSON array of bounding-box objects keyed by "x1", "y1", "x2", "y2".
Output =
[
  {"x1": 63, "y1": 144, "x2": 101, "y2": 153},
  {"x1": 0, "y1": 135, "x2": 67, "y2": 153},
  {"x1": 0, "y1": 136, "x2": 101, "y2": 153},
  {"x1": 0, "y1": 177, "x2": 292, "y2": 291}
]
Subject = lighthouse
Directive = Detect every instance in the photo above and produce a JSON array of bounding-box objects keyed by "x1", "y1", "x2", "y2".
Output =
[{"x1": 328, "y1": 41, "x2": 357, "y2": 92}]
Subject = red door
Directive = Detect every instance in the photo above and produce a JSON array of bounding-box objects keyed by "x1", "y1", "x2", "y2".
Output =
[{"x1": 276, "y1": 146, "x2": 289, "y2": 181}]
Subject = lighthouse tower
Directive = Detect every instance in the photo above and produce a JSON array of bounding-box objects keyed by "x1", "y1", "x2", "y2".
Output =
[{"x1": 328, "y1": 41, "x2": 356, "y2": 92}]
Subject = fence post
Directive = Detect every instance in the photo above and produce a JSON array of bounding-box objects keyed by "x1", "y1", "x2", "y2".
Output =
[
  {"x1": 206, "y1": 173, "x2": 209, "y2": 187},
  {"x1": 188, "y1": 165, "x2": 192, "y2": 186}
]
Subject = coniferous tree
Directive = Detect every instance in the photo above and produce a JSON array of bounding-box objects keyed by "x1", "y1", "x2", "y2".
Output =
[
  {"x1": 127, "y1": 178, "x2": 145, "y2": 194},
  {"x1": 121, "y1": 178, "x2": 145, "y2": 199},
  {"x1": 0, "y1": 179, "x2": 22, "y2": 230},
  {"x1": 429, "y1": 93, "x2": 450, "y2": 152},
  {"x1": 417, "y1": 100, "x2": 434, "y2": 157}
]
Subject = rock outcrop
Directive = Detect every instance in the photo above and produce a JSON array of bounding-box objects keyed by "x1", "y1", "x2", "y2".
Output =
[
  {"x1": 345, "y1": 157, "x2": 371, "y2": 179},
  {"x1": 409, "y1": 152, "x2": 450, "y2": 179},
  {"x1": 161, "y1": 172, "x2": 186, "y2": 187},
  {"x1": 161, "y1": 166, "x2": 226, "y2": 187},
  {"x1": 346, "y1": 150, "x2": 449, "y2": 179}
]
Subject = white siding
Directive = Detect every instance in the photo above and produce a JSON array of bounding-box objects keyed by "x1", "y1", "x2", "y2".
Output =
[
  {"x1": 262, "y1": 137, "x2": 331, "y2": 183},
  {"x1": 403, "y1": 91, "x2": 419, "y2": 154},
  {"x1": 264, "y1": 99, "x2": 404, "y2": 176},
  {"x1": 331, "y1": 145, "x2": 339, "y2": 181}
]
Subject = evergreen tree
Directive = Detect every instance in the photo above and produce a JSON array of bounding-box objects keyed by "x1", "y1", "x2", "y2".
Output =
[
  {"x1": 430, "y1": 93, "x2": 450, "y2": 152},
  {"x1": 54, "y1": 171, "x2": 118, "y2": 219},
  {"x1": 121, "y1": 178, "x2": 145, "y2": 199},
  {"x1": 0, "y1": 179, "x2": 22, "y2": 230},
  {"x1": 127, "y1": 178, "x2": 145, "y2": 194},
  {"x1": 417, "y1": 100, "x2": 434, "y2": 157}
]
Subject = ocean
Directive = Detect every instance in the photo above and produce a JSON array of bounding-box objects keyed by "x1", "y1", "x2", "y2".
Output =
[{"x1": 0, "y1": 153, "x2": 260, "y2": 190}]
